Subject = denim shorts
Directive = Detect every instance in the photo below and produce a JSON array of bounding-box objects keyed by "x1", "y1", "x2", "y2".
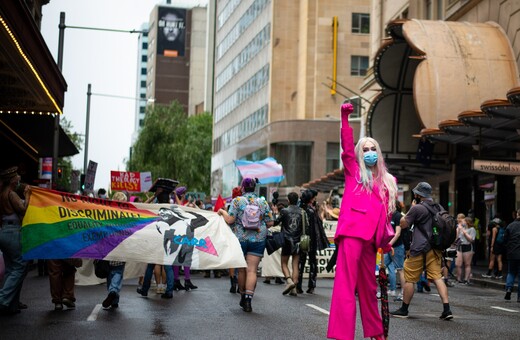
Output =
[
  {"x1": 391, "y1": 244, "x2": 405, "y2": 269},
  {"x1": 240, "y1": 240, "x2": 265, "y2": 257}
]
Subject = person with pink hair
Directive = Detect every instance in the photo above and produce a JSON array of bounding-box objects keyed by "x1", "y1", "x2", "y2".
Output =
[{"x1": 327, "y1": 102, "x2": 397, "y2": 340}]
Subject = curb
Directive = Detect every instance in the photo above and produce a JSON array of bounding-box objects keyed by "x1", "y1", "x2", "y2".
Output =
[{"x1": 470, "y1": 277, "x2": 514, "y2": 292}]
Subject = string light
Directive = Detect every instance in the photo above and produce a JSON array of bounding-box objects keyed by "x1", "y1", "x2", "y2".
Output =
[{"x1": 0, "y1": 15, "x2": 63, "y2": 115}]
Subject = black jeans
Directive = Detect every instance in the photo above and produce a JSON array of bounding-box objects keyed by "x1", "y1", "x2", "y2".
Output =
[{"x1": 298, "y1": 247, "x2": 317, "y2": 289}]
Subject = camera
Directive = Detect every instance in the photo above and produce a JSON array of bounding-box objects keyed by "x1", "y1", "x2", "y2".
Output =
[{"x1": 444, "y1": 248, "x2": 457, "y2": 258}]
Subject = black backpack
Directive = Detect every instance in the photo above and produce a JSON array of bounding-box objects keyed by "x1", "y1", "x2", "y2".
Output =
[{"x1": 421, "y1": 202, "x2": 457, "y2": 250}]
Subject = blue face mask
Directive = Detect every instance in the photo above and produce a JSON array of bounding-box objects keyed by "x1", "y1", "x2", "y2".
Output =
[{"x1": 363, "y1": 151, "x2": 378, "y2": 166}]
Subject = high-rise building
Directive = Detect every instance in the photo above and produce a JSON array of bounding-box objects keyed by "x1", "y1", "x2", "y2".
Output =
[
  {"x1": 133, "y1": 3, "x2": 207, "y2": 142},
  {"x1": 209, "y1": 0, "x2": 371, "y2": 197},
  {"x1": 133, "y1": 23, "x2": 149, "y2": 142}
]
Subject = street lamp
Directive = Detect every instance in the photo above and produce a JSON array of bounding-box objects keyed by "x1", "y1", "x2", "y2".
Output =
[
  {"x1": 53, "y1": 11, "x2": 147, "y2": 179},
  {"x1": 82, "y1": 84, "x2": 153, "y2": 176}
]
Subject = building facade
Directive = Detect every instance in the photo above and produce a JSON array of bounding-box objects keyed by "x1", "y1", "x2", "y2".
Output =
[{"x1": 210, "y1": 0, "x2": 372, "y2": 197}]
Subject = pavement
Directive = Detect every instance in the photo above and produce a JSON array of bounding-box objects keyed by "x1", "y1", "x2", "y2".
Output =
[{"x1": 457, "y1": 259, "x2": 514, "y2": 292}]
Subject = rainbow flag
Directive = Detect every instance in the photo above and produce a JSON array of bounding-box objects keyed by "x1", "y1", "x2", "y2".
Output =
[
  {"x1": 234, "y1": 157, "x2": 284, "y2": 184},
  {"x1": 22, "y1": 187, "x2": 246, "y2": 269}
]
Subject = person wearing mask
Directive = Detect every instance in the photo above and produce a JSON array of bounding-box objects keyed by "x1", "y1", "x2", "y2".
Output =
[
  {"x1": 97, "y1": 188, "x2": 107, "y2": 199},
  {"x1": 297, "y1": 189, "x2": 329, "y2": 294},
  {"x1": 218, "y1": 178, "x2": 274, "y2": 313},
  {"x1": 328, "y1": 103, "x2": 398, "y2": 340},
  {"x1": 0, "y1": 167, "x2": 30, "y2": 315},
  {"x1": 391, "y1": 182, "x2": 453, "y2": 321}
]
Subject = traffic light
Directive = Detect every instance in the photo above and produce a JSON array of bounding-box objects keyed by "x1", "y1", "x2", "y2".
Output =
[{"x1": 57, "y1": 167, "x2": 63, "y2": 178}]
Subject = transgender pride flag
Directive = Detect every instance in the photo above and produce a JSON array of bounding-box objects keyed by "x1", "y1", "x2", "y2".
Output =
[{"x1": 234, "y1": 157, "x2": 285, "y2": 184}]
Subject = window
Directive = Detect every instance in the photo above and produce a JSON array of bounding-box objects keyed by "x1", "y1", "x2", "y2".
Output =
[
  {"x1": 352, "y1": 13, "x2": 370, "y2": 34},
  {"x1": 425, "y1": 0, "x2": 433, "y2": 19},
  {"x1": 351, "y1": 56, "x2": 368, "y2": 76},
  {"x1": 141, "y1": 68, "x2": 146, "y2": 75},
  {"x1": 140, "y1": 80, "x2": 146, "y2": 87},
  {"x1": 350, "y1": 97, "x2": 362, "y2": 118},
  {"x1": 326, "y1": 143, "x2": 340, "y2": 173},
  {"x1": 139, "y1": 106, "x2": 145, "y2": 114},
  {"x1": 141, "y1": 55, "x2": 147, "y2": 62},
  {"x1": 139, "y1": 119, "x2": 144, "y2": 127},
  {"x1": 142, "y1": 42, "x2": 148, "y2": 49}
]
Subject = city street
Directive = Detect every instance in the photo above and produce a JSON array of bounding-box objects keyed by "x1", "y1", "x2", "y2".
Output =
[{"x1": 1, "y1": 268, "x2": 519, "y2": 339}]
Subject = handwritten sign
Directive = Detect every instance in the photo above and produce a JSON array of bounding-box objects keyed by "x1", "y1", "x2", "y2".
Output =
[{"x1": 110, "y1": 171, "x2": 152, "y2": 193}]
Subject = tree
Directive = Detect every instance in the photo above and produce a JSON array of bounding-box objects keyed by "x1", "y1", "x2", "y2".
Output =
[
  {"x1": 56, "y1": 117, "x2": 83, "y2": 192},
  {"x1": 128, "y1": 101, "x2": 212, "y2": 194}
]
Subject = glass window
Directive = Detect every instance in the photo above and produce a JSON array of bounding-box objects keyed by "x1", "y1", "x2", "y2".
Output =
[
  {"x1": 350, "y1": 97, "x2": 362, "y2": 118},
  {"x1": 141, "y1": 68, "x2": 146, "y2": 75},
  {"x1": 140, "y1": 80, "x2": 146, "y2": 87},
  {"x1": 141, "y1": 55, "x2": 147, "y2": 62},
  {"x1": 142, "y1": 42, "x2": 148, "y2": 49},
  {"x1": 352, "y1": 13, "x2": 370, "y2": 34},
  {"x1": 351, "y1": 56, "x2": 369, "y2": 76},
  {"x1": 274, "y1": 142, "x2": 312, "y2": 186},
  {"x1": 139, "y1": 106, "x2": 145, "y2": 114},
  {"x1": 326, "y1": 143, "x2": 340, "y2": 173}
]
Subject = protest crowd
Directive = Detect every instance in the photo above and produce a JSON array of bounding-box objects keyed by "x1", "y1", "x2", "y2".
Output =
[{"x1": 1, "y1": 103, "x2": 520, "y2": 339}]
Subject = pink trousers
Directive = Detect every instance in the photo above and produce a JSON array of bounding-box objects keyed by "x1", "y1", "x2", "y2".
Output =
[{"x1": 327, "y1": 236, "x2": 383, "y2": 340}]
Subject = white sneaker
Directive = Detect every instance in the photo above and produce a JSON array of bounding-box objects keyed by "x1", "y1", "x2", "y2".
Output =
[{"x1": 388, "y1": 290, "x2": 397, "y2": 297}]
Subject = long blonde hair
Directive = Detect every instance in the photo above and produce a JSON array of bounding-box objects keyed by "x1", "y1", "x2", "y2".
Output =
[{"x1": 354, "y1": 137, "x2": 398, "y2": 213}]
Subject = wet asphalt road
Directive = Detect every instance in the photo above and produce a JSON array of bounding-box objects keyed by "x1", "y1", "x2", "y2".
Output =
[{"x1": 1, "y1": 269, "x2": 520, "y2": 339}]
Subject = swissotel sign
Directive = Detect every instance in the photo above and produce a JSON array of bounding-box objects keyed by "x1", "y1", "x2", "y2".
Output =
[{"x1": 472, "y1": 160, "x2": 520, "y2": 176}]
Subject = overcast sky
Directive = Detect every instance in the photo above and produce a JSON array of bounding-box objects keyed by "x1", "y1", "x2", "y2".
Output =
[{"x1": 40, "y1": 0, "x2": 208, "y2": 192}]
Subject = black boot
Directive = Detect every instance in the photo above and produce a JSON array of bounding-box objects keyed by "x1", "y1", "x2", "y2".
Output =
[
  {"x1": 173, "y1": 280, "x2": 185, "y2": 291},
  {"x1": 229, "y1": 277, "x2": 237, "y2": 294},
  {"x1": 243, "y1": 297, "x2": 252, "y2": 312},
  {"x1": 184, "y1": 280, "x2": 198, "y2": 291},
  {"x1": 505, "y1": 289, "x2": 512, "y2": 300},
  {"x1": 239, "y1": 294, "x2": 245, "y2": 308}
]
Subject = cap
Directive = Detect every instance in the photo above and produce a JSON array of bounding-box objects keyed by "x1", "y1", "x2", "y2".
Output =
[
  {"x1": 0, "y1": 166, "x2": 18, "y2": 180},
  {"x1": 412, "y1": 182, "x2": 432, "y2": 198}
]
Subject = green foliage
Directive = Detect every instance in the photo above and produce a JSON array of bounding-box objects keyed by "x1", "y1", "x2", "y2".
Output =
[
  {"x1": 128, "y1": 101, "x2": 213, "y2": 194},
  {"x1": 56, "y1": 117, "x2": 83, "y2": 192}
]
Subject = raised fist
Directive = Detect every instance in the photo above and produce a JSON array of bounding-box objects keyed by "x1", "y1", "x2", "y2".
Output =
[{"x1": 341, "y1": 102, "x2": 354, "y2": 118}]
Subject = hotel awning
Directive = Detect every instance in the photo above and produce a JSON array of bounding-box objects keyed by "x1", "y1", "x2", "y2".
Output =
[
  {"x1": 303, "y1": 19, "x2": 520, "y2": 191},
  {"x1": 0, "y1": 1, "x2": 78, "y2": 167}
]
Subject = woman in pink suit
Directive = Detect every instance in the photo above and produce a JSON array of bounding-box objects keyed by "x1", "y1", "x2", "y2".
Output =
[{"x1": 327, "y1": 102, "x2": 397, "y2": 340}]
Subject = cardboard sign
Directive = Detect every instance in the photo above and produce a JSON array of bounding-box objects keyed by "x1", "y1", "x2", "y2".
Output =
[{"x1": 111, "y1": 171, "x2": 153, "y2": 193}]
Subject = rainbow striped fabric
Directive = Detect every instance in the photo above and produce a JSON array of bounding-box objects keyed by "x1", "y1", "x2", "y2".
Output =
[{"x1": 22, "y1": 187, "x2": 246, "y2": 269}]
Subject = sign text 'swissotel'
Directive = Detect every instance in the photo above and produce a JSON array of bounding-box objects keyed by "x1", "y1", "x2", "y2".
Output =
[{"x1": 472, "y1": 159, "x2": 520, "y2": 176}]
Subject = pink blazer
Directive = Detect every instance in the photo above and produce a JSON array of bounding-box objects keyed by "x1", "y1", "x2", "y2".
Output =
[{"x1": 335, "y1": 126, "x2": 394, "y2": 248}]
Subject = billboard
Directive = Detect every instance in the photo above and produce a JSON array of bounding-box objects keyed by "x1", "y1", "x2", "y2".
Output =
[{"x1": 157, "y1": 7, "x2": 186, "y2": 57}]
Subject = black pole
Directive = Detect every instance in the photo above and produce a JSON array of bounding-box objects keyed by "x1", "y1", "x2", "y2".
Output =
[
  {"x1": 83, "y1": 84, "x2": 92, "y2": 176},
  {"x1": 52, "y1": 12, "x2": 66, "y2": 189}
]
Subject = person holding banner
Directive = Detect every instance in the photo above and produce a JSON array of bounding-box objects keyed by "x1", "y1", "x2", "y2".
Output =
[
  {"x1": 327, "y1": 102, "x2": 397, "y2": 340},
  {"x1": 137, "y1": 188, "x2": 176, "y2": 299},
  {"x1": 101, "y1": 192, "x2": 128, "y2": 309},
  {"x1": 218, "y1": 178, "x2": 274, "y2": 313},
  {"x1": 0, "y1": 167, "x2": 30, "y2": 315}
]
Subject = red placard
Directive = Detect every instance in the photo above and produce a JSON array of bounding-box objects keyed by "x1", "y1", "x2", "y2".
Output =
[{"x1": 111, "y1": 171, "x2": 141, "y2": 192}]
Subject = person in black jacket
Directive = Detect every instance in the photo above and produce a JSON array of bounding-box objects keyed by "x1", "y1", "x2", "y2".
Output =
[
  {"x1": 504, "y1": 209, "x2": 520, "y2": 301},
  {"x1": 297, "y1": 189, "x2": 330, "y2": 294},
  {"x1": 276, "y1": 192, "x2": 303, "y2": 296}
]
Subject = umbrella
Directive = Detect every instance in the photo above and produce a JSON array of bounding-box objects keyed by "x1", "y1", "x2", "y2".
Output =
[{"x1": 377, "y1": 250, "x2": 389, "y2": 339}]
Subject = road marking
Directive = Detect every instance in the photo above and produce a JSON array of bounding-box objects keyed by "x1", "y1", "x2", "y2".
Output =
[
  {"x1": 491, "y1": 306, "x2": 519, "y2": 313},
  {"x1": 87, "y1": 304, "x2": 102, "y2": 321},
  {"x1": 306, "y1": 304, "x2": 330, "y2": 315}
]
